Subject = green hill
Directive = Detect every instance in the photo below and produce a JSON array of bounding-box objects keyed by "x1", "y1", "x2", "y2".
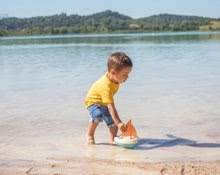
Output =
[
  {"x1": 0, "y1": 10, "x2": 219, "y2": 36},
  {"x1": 135, "y1": 13, "x2": 216, "y2": 31}
]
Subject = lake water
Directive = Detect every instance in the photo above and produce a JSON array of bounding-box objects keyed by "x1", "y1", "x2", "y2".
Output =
[{"x1": 0, "y1": 32, "x2": 220, "y2": 163}]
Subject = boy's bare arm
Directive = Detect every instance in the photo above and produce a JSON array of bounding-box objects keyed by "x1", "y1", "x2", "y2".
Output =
[{"x1": 107, "y1": 103, "x2": 127, "y2": 132}]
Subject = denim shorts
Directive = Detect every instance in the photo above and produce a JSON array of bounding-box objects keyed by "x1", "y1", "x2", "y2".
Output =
[{"x1": 87, "y1": 104, "x2": 115, "y2": 127}]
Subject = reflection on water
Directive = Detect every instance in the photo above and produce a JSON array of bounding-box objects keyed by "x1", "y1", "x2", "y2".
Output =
[{"x1": 1, "y1": 31, "x2": 220, "y2": 45}]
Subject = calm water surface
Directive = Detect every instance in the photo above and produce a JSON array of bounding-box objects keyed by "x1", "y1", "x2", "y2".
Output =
[
  {"x1": 0, "y1": 32, "x2": 220, "y2": 165},
  {"x1": 0, "y1": 32, "x2": 220, "y2": 140}
]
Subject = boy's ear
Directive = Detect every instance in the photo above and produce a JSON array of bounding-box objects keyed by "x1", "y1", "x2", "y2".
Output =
[{"x1": 110, "y1": 69, "x2": 116, "y2": 75}]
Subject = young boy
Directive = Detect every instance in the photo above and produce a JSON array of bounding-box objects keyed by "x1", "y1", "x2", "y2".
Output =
[{"x1": 84, "y1": 52, "x2": 133, "y2": 145}]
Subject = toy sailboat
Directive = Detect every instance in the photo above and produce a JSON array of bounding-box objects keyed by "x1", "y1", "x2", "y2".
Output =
[{"x1": 114, "y1": 120, "x2": 139, "y2": 149}]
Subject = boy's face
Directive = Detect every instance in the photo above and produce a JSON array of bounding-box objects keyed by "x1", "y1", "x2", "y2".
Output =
[{"x1": 112, "y1": 66, "x2": 132, "y2": 84}]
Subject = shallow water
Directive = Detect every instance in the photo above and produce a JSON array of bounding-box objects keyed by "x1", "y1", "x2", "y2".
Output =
[{"x1": 0, "y1": 32, "x2": 220, "y2": 163}]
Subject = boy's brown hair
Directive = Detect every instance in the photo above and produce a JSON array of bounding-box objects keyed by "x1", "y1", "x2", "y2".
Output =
[{"x1": 107, "y1": 52, "x2": 133, "y2": 72}]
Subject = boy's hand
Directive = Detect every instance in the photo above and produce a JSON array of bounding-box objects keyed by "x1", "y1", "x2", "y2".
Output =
[{"x1": 117, "y1": 122, "x2": 127, "y2": 133}]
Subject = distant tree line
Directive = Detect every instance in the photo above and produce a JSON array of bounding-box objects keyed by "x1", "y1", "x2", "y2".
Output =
[{"x1": 0, "y1": 10, "x2": 220, "y2": 36}]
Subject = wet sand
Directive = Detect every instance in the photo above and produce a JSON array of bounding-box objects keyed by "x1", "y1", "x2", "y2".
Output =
[{"x1": 0, "y1": 116, "x2": 220, "y2": 175}]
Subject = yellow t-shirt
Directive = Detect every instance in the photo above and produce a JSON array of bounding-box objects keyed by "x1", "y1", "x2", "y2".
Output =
[{"x1": 85, "y1": 73, "x2": 120, "y2": 108}]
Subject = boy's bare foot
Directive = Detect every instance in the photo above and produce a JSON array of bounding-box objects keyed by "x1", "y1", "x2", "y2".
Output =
[
  {"x1": 87, "y1": 136, "x2": 95, "y2": 145},
  {"x1": 109, "y1": 140, "x2": 116, "y2": 145}
]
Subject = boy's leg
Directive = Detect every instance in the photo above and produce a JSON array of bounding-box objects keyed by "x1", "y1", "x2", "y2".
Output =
[
  {"x1": 87, "y1": 122, "x2": 99, "y2": 144},
  {"x1": 101, "y1": 106, "x2": 118, "y2": 144},
  {"x1": 109, "y1": 125, "x2": 118, "y2": 144}
]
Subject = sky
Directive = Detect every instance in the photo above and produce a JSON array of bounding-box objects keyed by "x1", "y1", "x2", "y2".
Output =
[{"x1": 0, "y1": 0, "x2": 220, "y2": 19}]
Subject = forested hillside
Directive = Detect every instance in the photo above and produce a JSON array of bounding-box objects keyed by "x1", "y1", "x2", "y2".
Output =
[{"x1": 0, "y1": 10, "x2": 220, "y2": 36}]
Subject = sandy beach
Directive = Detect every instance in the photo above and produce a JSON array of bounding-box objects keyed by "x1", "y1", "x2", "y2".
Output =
[
  {"x1": 1, "y1": 157, "x2": 220, "y2": 175},
  {"x1": 0, "y1": 116, "x2": 220, "y2": 175}
]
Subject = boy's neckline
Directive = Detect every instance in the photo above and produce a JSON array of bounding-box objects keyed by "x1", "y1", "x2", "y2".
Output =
[{"x1": 106, "y1": 72, "x2": 119, "y2": 84}]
